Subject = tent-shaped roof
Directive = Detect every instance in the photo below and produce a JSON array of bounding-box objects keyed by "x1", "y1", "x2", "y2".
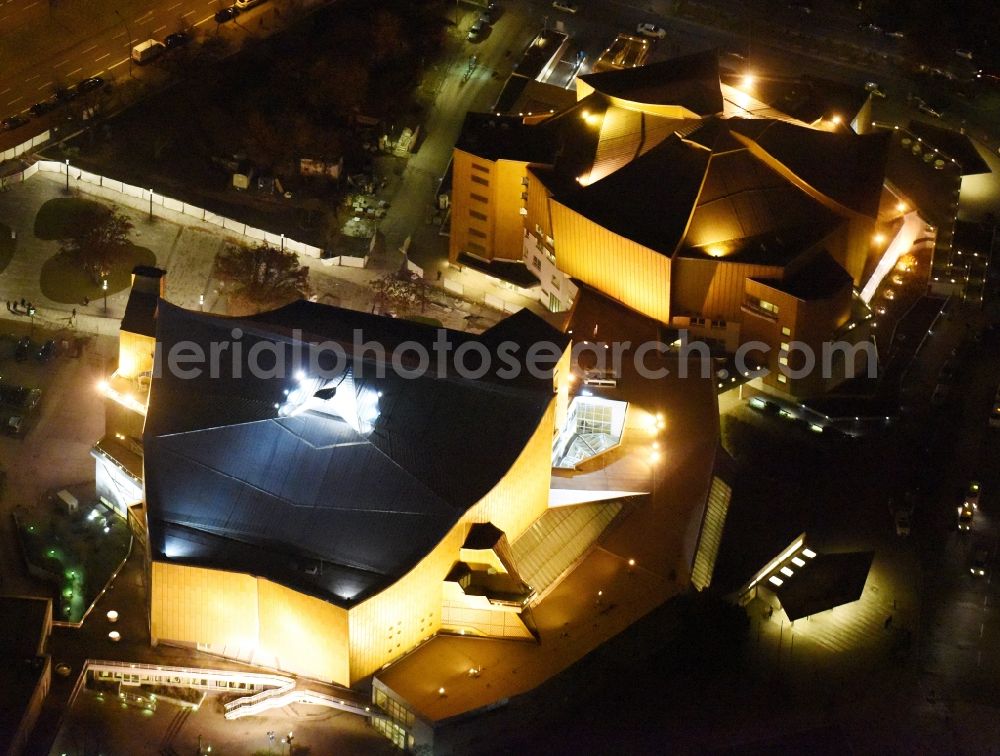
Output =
[
  {"x1": 773, "y1": 551, "x2": 874, "y2": 621},
  {"x1": 578, "y1": 50, "x2": 724, "y2": 116},
  {"x1": 144, "y1": 301, "x2": 566, "y2": 607},
  {"x1": 907, "y1": 120, "x2": 991, "y2": 176}
]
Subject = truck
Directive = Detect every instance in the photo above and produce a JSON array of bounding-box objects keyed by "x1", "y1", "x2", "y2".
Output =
[{"x1": 131, "y1": 39, "x2": 166, "y2": 64}]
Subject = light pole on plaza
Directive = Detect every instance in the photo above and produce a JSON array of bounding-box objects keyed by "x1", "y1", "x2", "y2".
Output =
[
  {"x1": 102, "y1": 278, "x2": 108, "y2": 314},
  {"x1": 64, "y1": 159, "x2": 69, "y2": 193}
]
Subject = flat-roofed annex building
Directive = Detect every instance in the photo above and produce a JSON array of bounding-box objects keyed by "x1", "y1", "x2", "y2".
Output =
[
  {"x1": 449, "y1": 51, "x2": 894, "y2": 396},
  {"x1": 101, "y1": 278, "x2": 575, "y2": 687}
]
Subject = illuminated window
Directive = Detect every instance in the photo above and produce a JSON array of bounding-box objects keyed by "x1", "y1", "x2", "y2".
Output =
[
  {"x1": 777, "y1": 374, "x2": 788, "y2": 384},
  {"x1": 781, "y1": 326, "x2": 791, "y2": 337},
  {"x1": 532, "y1": 256, "x2": 542, "y2": 271},
  {"x1": 780, "y1": 341, "x2": 790, "y2": 352},
  {"x1": 759, "y1": 300, "x2": 779, "y2": 315},
  {"x1": 779, "y1": 356, "x2": 789, "y2": 366}
]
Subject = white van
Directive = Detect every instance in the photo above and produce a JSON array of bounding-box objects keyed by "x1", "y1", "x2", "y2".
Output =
[
  {"x1": 131, "y1": 39, "x2": 166, "y2": 64},
  {"x1": 235, "y1": 0, "x2": 266, "y2": 8}
]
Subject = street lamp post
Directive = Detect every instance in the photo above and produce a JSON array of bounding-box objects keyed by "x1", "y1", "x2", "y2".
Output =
[
  {"x1": 114, "y1": 10, "x2": 134, "y2": 78},
  {"x1": 64, "y1": 159, "x2": 70, "y2": 193},
  {"x1": 148, "y1": 188, "x2": 153, "y2": 221},
  {"x1": 102, "y1": 278, "x2": 108, "y2": 314}
]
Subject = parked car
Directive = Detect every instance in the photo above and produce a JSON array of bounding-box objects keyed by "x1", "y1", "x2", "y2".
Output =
[
  {"x1": 894, "y1": 509, "x2": 911, "y2": 537},
  {"x1": 884, "y1": 30, "x2": 906, "y2": 39},
  {"x1": 6, "y1": 415, "x2": 23, "y2": 436},
  {"x1": 235, "y1": 0, "x2": 266, "y2": 7},
  {"x1": 214, "y1": 6, "x2": 239, "y2": 22},
  {"x1": 77, "y1": 77, "x2": 105, "y2": 93},
  {"x1": 1, "y1": 115, "x2": 28, "y2": 131},
  {"x1": 970, "y1": 547, "x2": 989, "y2": 576},
  {"x1": 963, "y1": 481, "x2": 981, "y2": 510},
  {"x1": 955, "y1": 49, "x2": 974, "y2": 60},
  {"x1": 957, "y1": 505, "x2": 974, "y2": 531},
  {"x1": 14, "y1": 337, "x2": 31, "y2": 362},
  {"x1": 131, "y1": 39, "x2": 166, "y2": 64},
  {"x1": 29, "y1": 100, "x2": 58, "y2": 117},
  {"x1": 468, "y1": 16, "x2": 489, "y2": 41},
  {"x1": 636, "y1": 23, "x2": 667, "y2": 39},
  {"x1": 990, "y1": 402, "x2": 1000, "y2": 428},
  {"x1": 54, "y1": 87, "x2": 80, "y2": 103},
  {"x1": 551, "y1": 0, "x2": 577, "y2": 13},
  {"x1": 485, "y1": 1, "x2": 500, "y2": 22},
  {"x1": 859, "y1": 22, "x2": 882, "y2": 33},
  {"x1": 916, "y1": 99, "x2": 942, "y2": 118},
  {"x1": 164, "y1": 32, "x2": 191, "y2": 49},
  {"x1": 35, "y1": 340, "x2": 55, "y2": 363}
]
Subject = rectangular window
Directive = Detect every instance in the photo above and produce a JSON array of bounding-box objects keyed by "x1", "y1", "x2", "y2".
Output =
[
  {"x1": 551, "y1": 275, "x2": 561, "y2": 290},
  {"x1": 467, "y1": 241, "x2": 486, "y2": 254},
  {"x1": 759, "y1": 300, "x2": 779, "y2": 315},
  {"x1": 532, "y1": 256, "x2": 542, "y2": 271},
  {"x1": 779, "y1": 356, "x2": 789, "y2": 366},
  {"x1": 519, "y1": 207, "x2": 528, "y2": 216},
  {"x1": 777, "y1": 374, "x2": 788, "y2": 384},
  {"x1": 469, "y1": 228, "x2": 487, "y2": 239},
  {"x1": 471, "y1": 163, "x2": 490, "y2": 174},
  {"x1": 470, "y1": 193, "x2": 488, "y2": 204},
  {"x1": 471, "y1": 175, "x2": 489, "y2": 186},
  {"x1": 469, "y1": 209, "x2": 488, "y2": 221},
  {"x1": 780, "y1": 341, "x2": 790, "y2": 352},
  {"x1": 781, "y1": 326, "x2": 792, "y2": 337}
]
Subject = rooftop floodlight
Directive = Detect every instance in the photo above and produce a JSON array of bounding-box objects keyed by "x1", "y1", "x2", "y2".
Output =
[{"x1": 742, "y1": 73, "x2": 755, "y2": 88}]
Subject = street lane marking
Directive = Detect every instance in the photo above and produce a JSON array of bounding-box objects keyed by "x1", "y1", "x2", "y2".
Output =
[
  {"x1": 167, "y1": 1, "x2": 182, "y2": 8},
  {"x1": 90, "y1": 71, "x2": 105, "y2": 78},
  {"x1": 54, "y1": 59, "x2": 70, "y2": 67},
  {"x1": 154, "y1": 24, "x2": 166, "y2": 33},
  {"x1": 195, "y1": 14, "x2": 212, "y2": 26},
  {"x1": 24, "y1": 0, "x2": 38, "y2": 8},
  {"x1": 95, "y1": 53, "x2": 110, "y2": 62},
  {"x1": 183, "y1": 9, "x2": 195, "y2": 16},
  {"x1": 82, "y1": 44, "x2": 98, "y2": 54},
  {"x1": 25, "y1": 73, "x2": 39, "y2": 81},
  {"x1": 109, "y1": 58, "x2": 129, "y2": 70},
  {"x1": 68, "y1": 67, "x2": 82, "y2": 75},
  {"x1": 0, "y1": 88, "x2": 10, "y2": 95},
  {"x1": 134, "y1": 11, "x2": 152, "y2": 22},
  {"x1": 6, "y1": 97, "x2": 22, "y2": 106},
  {"x1": 37, "y1": 81, "x2": 52, "y2": 90},
  {"x1": 113, "y1": 30, "x2": 125, "y2": 38}
]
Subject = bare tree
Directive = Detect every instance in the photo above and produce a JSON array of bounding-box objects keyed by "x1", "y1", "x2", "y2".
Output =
[
  {"x1": 58, "y1": 207, "x2": 134, "y2": 283},
  {"x1": 215, "y1": 243, "x2": 311, "y2": 314}
]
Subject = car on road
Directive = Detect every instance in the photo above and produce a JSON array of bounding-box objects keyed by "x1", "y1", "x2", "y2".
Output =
[
  {"x1": 29, "y1": 100, "x2": 58, "y2": 117},
  {"x1": 970, "y1": 547, "x2": 989, "y2": 576},
  {"x1": 865, "y1": 81, "x2": 886, "y2": 98},
  {"x1": 235, "y1": 0, "x2": 266, "y2": 8},
  {"x1": 931, "y1": 383, "x2": 950, "y2": 406},
  {"x1": 894, "y1": 509, "x2": 911, "y2": 537},
  {"x1": 551, "y1": 0, "x2": 577, "y2": 13},
  {"x1": 164, "y1": 32, "x2": 191, "y2": 50},
  {"x1": 957, "y1": 505, "x2": 974, "y2": 531},
  {"x1": 914, "y1": 98, "x2": 942, "y2": 118},
  {"x1": 468, "y1": 16, "x2": 489, "y2": 41},
  {"x1": 1, "y1": 115, "x2": 28, "y2": 131},
  {"x1": 77, "y1": 77, "x2": 105, "y2": 93},
  {"x1": 955, "y1": 49, "x2": 974, "y2": 60},
  {"x1": 13, "y1": 337, "x2": 31, "y2": 362},
  {"x1": 859, "y1": 22, "x2": 882, "y2": 33},
  {"x1": 485, "y1": 1, "x2": 500, "y2": 22},
  {"x1": 748, "y1": 396, "x2": 779, "y2": 414},
  {"x1": 990, "y1": 402, "x2": 1000, "y2": 428},
  {"x1": 884, "y1": 30, "x2": 906, "y2": 39},
  {"x1": 636, "y1": 23, "x2": 667, "y2": 39},
  {"x1": 963, "y1": 481, "x2": 981, "y2": 510},
  {"x1": 214, "y1": 6, "x2": 240, "y2": 22}
]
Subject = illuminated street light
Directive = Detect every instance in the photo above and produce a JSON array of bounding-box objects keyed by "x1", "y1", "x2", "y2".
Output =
[
  {"x1": 873, "y1": 233, "x2": 886, "y2": 246},
  {"x1": 896, "y1": 201, "x2": 907, "y2": 213},
  {"x1": 742, "y1": 73, "x2": 755, "y2": 88},
  {"x1": 830, "y1": 114, "x2": 842, "y2": 125}
]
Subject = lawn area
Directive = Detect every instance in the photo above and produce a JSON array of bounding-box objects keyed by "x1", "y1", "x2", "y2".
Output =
[
  {"x1": 33, "y1": 197, "x2": 108, "y2": 240},
  {"x1": 40, "y1": 243, "x2": 155, "y2": 304},
  {"x1": 13, "y1": 496, "x2": 131, "y2": 623},
  {"x1": 0, "y1": 221, "x2": 14, "y2": 274}
]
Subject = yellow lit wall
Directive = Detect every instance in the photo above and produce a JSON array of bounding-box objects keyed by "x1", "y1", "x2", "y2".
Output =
[
  {"x1": 118, "y1": 331, "x2": 156, "y2": 379},
  {"x1": 548, "y1": 200, "x2": 672, "y2": 324},
  {"x1": 346, "y1": 401, "x2": 555, "y2": 682},
  {"x1": 494, "y1": 159, "x2": 532, "y2": 261},
  {"x1": 449, "y1": 149, "x2": 497, "y2": 264},
  {"x1": 670, "y1": 257, "x2": 783, "y2": 322}
]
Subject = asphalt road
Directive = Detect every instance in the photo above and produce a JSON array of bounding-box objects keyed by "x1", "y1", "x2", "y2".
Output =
[{"x1": 0, "y1": 0, "x2": 274, "y2": 145}]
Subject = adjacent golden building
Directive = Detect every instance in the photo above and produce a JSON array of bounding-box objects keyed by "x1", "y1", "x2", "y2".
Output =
[{"x1": 449, "y1": 51, "x2": 892, "y2": 396}]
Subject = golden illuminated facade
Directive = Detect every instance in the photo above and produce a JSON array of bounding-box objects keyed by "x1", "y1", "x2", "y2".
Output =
[{"x1": 449, "y1": 51, "x2": 891, "y2": 397}]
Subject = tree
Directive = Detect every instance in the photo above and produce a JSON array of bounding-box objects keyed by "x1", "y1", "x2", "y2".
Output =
[
  {"x1": 59, "y1": 207, "x2": 133, "y2": 284},
  {"x1": 215, "y1": 243, "x2": 311, "y2": 314}
]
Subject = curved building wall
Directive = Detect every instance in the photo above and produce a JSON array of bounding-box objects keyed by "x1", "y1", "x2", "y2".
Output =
[
  {"x1": 549, "y1": 201, "x2": 672, "y2": 324},
  {"x1": 150, "y1": 401, "x2": 556, "y2": 686}
]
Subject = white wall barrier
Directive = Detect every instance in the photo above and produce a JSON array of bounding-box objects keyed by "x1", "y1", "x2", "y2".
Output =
[
  {"x1": 484, "y1": 293, "x2": 505, "y2": 311},
  {"x1": 1, "y1": 129, "x2": 49, "y2": 162},
  {"x1": 503, "y1": 301, "x2": 523, "y2": 314},
  {"x1": 406, "y1": 259, "x2": 424, "y2": 278},
  {"x1": 444, "y1": 279, "x2": 464, "y2": 296},
  {"x1": 338, "y1": 255, "x2": 367, "y2": 268},
  {"x1": 16, "y1": 158, "x2": 330, "y2": 259}
]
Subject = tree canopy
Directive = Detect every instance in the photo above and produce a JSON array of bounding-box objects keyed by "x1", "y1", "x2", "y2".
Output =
[
  {"x1": 58, "y1": 207, "x2": 134, "y2": 284},
  {"x1": 215, "y1": 243, "x2": 311, "y2": 314}
]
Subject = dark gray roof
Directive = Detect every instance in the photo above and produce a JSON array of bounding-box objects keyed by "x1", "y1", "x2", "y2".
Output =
[
  {"x1": 751, "y1": 250, "x2": 853, "y2": 299},
  {"x1": 773, "y1": 551, "x2": 874, "y2": 621},
  {"x1": 120, "y1": 266, "x2": 165, "y2": 337},
  {"x1": 906, "y1": 120, "x2": 991, "y2": 175},
  {"x1": 721, "y1": 73, "x2": 869, "y2": 125},
  {"x1": 144, "y1": 301, "x2": 567, "y2": 607},
  {"x1": 455, "y1": 113, "x2": 560, "y2": 163},
  {"x1": 579, "y1": 49, "x2": 724, "y2": 116}
]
